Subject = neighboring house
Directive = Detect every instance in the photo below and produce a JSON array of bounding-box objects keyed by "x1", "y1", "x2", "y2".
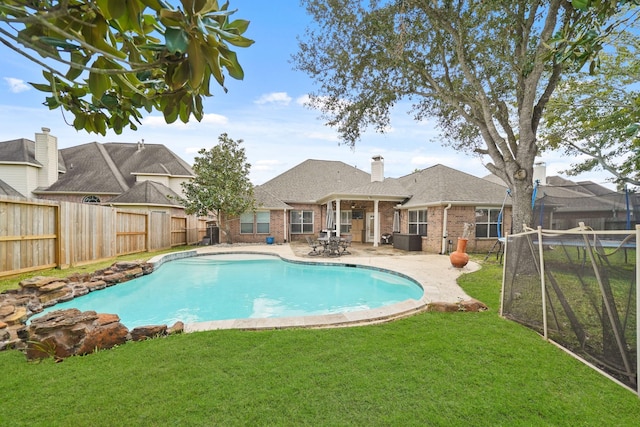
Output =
[
  {"x1": 0, "y1": 128, "x2": 194, "y2": 215},
  {"x1": 531, "y1": 171, "x2": 639, "y2": 231},
  {"x1": 229, "y1": 156, "x2": 513, "y2": 254},
  {"x1": 486, "y1": 162, "x2": 639, "y2": 231}
]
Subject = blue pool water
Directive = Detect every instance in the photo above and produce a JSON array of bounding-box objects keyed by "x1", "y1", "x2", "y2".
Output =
[{"x1": 35, "y1": 254, "x2": 423, "y2": 329}]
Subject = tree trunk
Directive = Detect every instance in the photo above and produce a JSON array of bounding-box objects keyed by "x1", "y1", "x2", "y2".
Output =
[
  {"x1": 219, "y1": 212, "x2": 233, "y2": 244},
  {"x1": 510, "y1": 178, "x2": 534, "y2": 234}
]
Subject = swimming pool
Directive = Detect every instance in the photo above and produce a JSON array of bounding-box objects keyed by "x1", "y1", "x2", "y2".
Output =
[{"x1": 35, "y1": 254, "x2": 424, "y2": 329}]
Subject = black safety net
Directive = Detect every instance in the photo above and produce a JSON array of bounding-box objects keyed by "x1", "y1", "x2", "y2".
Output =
[{"x1": 502, "y1": 228, "x2": 637, "y2": 391}]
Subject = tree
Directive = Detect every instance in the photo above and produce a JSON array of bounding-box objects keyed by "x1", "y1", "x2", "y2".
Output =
[
  {"x1": 294, "y1": 0, "x2": 636, "y2": 233},
  {"x1": 181, "y1": 133, "x2": 255, "y2": 244},
  {"x1": 0, "y1": 0, "x2": 253, "y2": 135},
  {"x1": 541, "y1": 31, "x2": 640, "y2": 188}
]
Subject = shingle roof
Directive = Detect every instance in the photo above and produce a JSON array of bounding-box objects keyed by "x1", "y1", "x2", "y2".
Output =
[
  {"x1": 41, "y1": 142, "x2": 127, "y2": 193},
  {"x1": 254, "y1": 187, "x2": 292, "y2": 210},
  {"x1": 327, "y1": 178, "x2": 410, "y2": 200},
  {"x1": 102, "y1": 142, "x2": 193, "y2": 180},
  {"x1": 257, "y1": 159, "x2": 372, "y2": 203},
  {"x1": 259, "y1": 160, "x2": 509, "y2": 208},
  {"x1": 397, "y1": 164, "x2": 511, "y2": 207},
  {"x1": 0, "y1": 138, "x2": 39, "y2": 165},
  {"x1": 39, "y1": 142, "x2": 194, "y2": 194},
  {"x1": 107, "y1": 180, "x2": 183, "y2": 206}
]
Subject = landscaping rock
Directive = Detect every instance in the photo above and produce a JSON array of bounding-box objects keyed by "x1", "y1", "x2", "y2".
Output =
[
  {"x1": 38, "y1": 287, "x2": 73, "y2": 305},
  {"x1": 167, "y1": 321, "x2": 184, "y2": 335},
  {"x1": 27, "y1": 309, "x2": 129, "y2": 360},
  {"x1": 2, "y1": 306, "x2": 28, "y2": 325},
  {"x1": 426, "y1": 299, "x2": 488, "y2": 312},
  {"x1": 0, "y1": 260, "x2": 157, "y2": 358},
  {"x1": 102, "y1": 272, "x2": 125, "y2": 285},
  {"x1": 19, "y1": 276, "x2": 68, "y2": 291},
  {"x1": 459, "y1": 298, "x2": 488, "y2": 312},
  {"x1": 0, "y1": 304, "x2": 15, "y2": 317},
  {"x1": 85, "y1": 280, "x2": 107, "y2": 291},
  {"x1": 130, "y1": 325, "x2": 167, "y2": 341}
]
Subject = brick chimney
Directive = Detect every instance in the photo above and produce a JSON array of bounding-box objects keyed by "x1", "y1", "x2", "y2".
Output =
[
  {"x1": 35, "y1": 127, "x2": 58, "y2": 189},
  {"x1": 371, "y1": 155, "x2": 384, "y2": 182}
]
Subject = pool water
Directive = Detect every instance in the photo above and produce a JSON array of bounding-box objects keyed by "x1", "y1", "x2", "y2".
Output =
[{"x1": 36, "y1": 254, "x2": 424, "y2": 329}]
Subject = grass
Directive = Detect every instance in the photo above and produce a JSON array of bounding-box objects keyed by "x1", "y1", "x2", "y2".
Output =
[{"x1": 1, "y1": 254, "x2": 639, "y2": 426}]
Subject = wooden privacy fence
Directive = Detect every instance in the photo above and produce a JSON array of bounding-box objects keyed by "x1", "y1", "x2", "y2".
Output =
[{"x1": 0, "y1": 196, "x2": 207, "y2": 277}]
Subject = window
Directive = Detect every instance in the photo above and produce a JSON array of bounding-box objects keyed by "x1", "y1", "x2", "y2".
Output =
[
  {"x1": 290, "y1": 210, "x2": 313, "y2": 234},
  {"x1": 256, "y1": 211, "x2": 270, "y2": 234},
  {"x1": 340, "y1": 210, "x2": 352, "y2": 234},
  {"x1": 408, "y1": 209, "x2": 427, "y2": 235},
  {"x1": 240, "y1": 212, "x2": 254, "y2": 234},
  {"x1": 240, "y1": 211, "x2": 271, "y2": 234},
  {"x1": 82, "y1": 195, "x2": 101, "y2": 204},
  {"x1": 476, "y1": 207, "x2": 500, "y2": 238}
]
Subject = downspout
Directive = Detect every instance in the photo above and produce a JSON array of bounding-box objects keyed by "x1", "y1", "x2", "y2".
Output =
[
  {"x1": 441, "y1": 203, "x2": 452, "y2": 254},
  {"x1": 283, "y1": 209, "x2": 288, "y2": 242}
]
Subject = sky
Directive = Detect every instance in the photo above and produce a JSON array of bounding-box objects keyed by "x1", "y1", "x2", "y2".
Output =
[{"x1": 0, "y1": 1, "x2": 617, "y2": 188}]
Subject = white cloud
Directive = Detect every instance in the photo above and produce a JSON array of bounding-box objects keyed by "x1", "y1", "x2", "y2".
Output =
[
  {"x1": 254, "y1": 92, "x2": 292, "y2": 105},
  {"x1": 296, "y1": 94, "x2": 311, "y2": 106},
  {"x1": 253, "y1": 159, "x2": 281, "y2": 171},
  {"x1": 304, "y1": 131, "x2": 340, "y2": 142},
  {"x1": 200, "y1": 113, "x2": 229, "y2": 125},
  {"x1": 4, "y1": 77, "x2": 30, "y2": 93}
]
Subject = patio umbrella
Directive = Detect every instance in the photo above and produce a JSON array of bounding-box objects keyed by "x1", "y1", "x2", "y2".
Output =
[
  {"x1": 393, "y1": 210, "x2": 400, "y2": 233},
  {"x1": 326, "y1": 202, "x2": 334, "y2": 231}
]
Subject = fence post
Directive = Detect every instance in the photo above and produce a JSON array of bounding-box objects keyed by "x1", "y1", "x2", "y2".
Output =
[{"x1": 537, "y1": 226, "x2": 548, "y2": 340}]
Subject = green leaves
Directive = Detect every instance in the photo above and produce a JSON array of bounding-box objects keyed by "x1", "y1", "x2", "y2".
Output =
[
  {"x1": 571, "y1": 0, "x2": 591, "y2": 11},
  {"x1": 0, "y1": 0, "x2": 254, "y2": 135},
  {"x1": 180, "y1": 133, "x2": 255, "y2": 243},
  {"x1": 165, "y1": 27, "x2": 190, "y2": 53}
]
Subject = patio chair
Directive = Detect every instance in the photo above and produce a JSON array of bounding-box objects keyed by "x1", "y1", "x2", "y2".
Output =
[
  {"x1": 340, "y1": 234, "x2": 352, "y2": 255},
  {"x1": 306, "y1": 236, "x2": 321, "y2": 256},
  {"x1": 325, "y1": 236, "x2": 341, "y2": 257}
]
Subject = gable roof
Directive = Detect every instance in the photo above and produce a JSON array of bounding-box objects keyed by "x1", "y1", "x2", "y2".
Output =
[
  {"x1": 258, "y1": 160, "x2": 509, "y2": 208},
  {"x1": 106, "y1": 180, "x2": 183, "y2": 206},
  {"x1": 397, "y1": 164, "x2": 511, "y2": 207},
  {"x1": 38, "y1": 142, "x2": 194, "y2": 194},
  {"x1": 258, "y1": 159, "x2": 372, "y2": 203}
]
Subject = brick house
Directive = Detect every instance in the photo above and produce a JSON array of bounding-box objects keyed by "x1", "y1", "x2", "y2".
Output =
[{"x1": 229, "y1": 156, "x2": 513, "y2": 254}]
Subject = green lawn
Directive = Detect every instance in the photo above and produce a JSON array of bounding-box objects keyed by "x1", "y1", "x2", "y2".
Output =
[{"x1": 1, "y1": 256, "x2": 639, "y2": 426}]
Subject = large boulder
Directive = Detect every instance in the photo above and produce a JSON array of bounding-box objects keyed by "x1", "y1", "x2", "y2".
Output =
[{"x1": 26, "y1": 309, "x2": 129, "y2": 360}]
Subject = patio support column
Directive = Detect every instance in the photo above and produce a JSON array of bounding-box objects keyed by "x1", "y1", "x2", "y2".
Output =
[
  {"x1": 335, "y1": 199, "x2": 341, "y2": 237},
  {"x1": 373, "y1": 199, "x2": 379, "y2": 247}
]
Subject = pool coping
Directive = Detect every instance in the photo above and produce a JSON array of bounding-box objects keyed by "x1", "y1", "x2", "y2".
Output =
[{"x1": 147, "y1": 244, "x2": 478, "y2": 332}]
